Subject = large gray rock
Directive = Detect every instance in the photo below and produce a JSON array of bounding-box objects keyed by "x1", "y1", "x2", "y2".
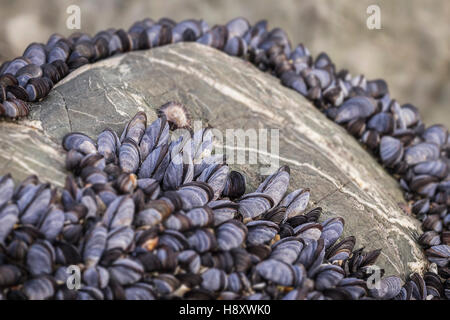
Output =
[{"x1": 0, "y1": 42, "x2": 426, "y2": 278}]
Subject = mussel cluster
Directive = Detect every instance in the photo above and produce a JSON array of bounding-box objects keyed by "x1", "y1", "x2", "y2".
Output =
[
  {"x1": 0, "y1": 106, "x2": 441, "y2": 300},
  {"x1": 0, "y1": 16, "x2": 449, "y2": 300}
]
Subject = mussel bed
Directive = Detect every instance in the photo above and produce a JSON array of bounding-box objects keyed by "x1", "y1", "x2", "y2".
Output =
[{"x1": 0, "y1": 17, "x2": 449, "y2": 300}]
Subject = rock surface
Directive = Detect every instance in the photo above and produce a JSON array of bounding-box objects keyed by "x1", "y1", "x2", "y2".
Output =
[{"x1": 0, "y1": 42, "x2": 426, "y2": 277}]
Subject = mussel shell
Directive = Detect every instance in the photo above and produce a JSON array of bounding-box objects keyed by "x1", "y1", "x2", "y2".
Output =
[
  {"x1": 404, "y1": 142, "x2": 440, "y2": 166},
  {"x1": 23, "y1": 276, "x2": 55, "y2": 300},
  {"x1": 335, "y1": 96, "x2": 377, "y2": 124},
  {"x1": 201, "y1": 268, "x2": 228, "y2": 292},
  {"x1": 379, "y1": 136, "x2": 404, "y2": 168},
  {"x1": 368, "y1": 276, "x2": 403, "y2": 300},
  {"x1": 0, "y1": 174, "x2": 15, "y2": 208},
  {"x1": 246, "y1": 220, "x2": 279, "y2": 245},
  {"x1": 62, "y1": 132, "x2": 97, "y2": 155},
  {"x1": 314, "y1": 264, "x2": 345, "y2": 290},
  {"x1": 2, "y1": 57, "x2": 30, "y2": 76},
  {"x1": 26, "y1": 240, "x2": 55, "y2": 276},
  {"x1": 119, "y1": 138, "x2": 141, "y2": 173},
  {"x1": 367, "y1": 112, "x2": 394, "y2": 134},
  {"x1": 256, "y1": 259, "x2": 305, "y2": 287},
  {"x1": 423, "y1": 124, "x2": 448, "y2": 147},
  {"x1": 280, "y1": 188, "x2": 310, "y2": 218},
  {"x1": 270, "y1": 238, "x2": 303, "y2": 264},
  {"x1": 239, "y1": 193, "x2": 274, "y2": 221},
  {"x1": 108, "y1": 258, "x2": 144, "y2": 285},
  {"x1": 222, "y1": 171, "x2": 246, "y2": 199},
  {"x1": 0, "y1": 264, "x2": 22, "y2": 287},
  {"x1": 188, "y1": 228, "x2": 217, "y2": 253},
  {"x1": 216, "y1": 220, "x2": 247, "y2": 250}
]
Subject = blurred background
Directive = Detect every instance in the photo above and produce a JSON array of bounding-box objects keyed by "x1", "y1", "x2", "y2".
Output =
[{"x1": 0, "y1": 0, "x2": 448, "y2": 126}]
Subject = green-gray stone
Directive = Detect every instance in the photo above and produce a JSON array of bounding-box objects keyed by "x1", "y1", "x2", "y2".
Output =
[{"x1": 0, "y1": 42, "x2": 426, "y2": 278}]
